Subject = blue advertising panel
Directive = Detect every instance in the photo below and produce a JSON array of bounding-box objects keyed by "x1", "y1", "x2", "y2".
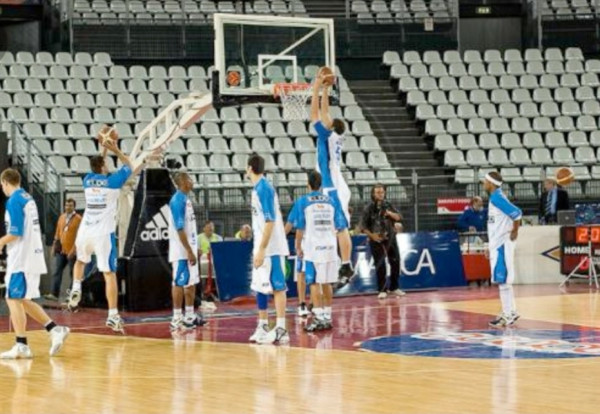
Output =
[
  {"x1": 396, "y1": 231, "x2": 467, "y2": 289},
  {"x1": 212, "y1": 232, "x2": 466, "y2": 302}
]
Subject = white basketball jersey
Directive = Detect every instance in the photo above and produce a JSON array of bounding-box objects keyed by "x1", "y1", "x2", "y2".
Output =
[
  {"x1": 487, "y1": 188, "x2": 522, "y2": 251},
  {"x1": 296, "y1": 192, "x2": 339, "y2": 263},
  {"x1": 4, "y1": 189, "x2": 47, "y2": 275},
  {"x1": 79, "y1": 165, "x2": 132, "y2": 237},
  {"x1": 251, "y1": 176, "x2": 289, "y2": 257},
  {"x1": 168, "y1": 190, "x2": 198, "y2": 263}
]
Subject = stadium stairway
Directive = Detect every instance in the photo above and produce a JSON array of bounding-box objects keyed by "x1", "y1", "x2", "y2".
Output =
[
  {"x1": 302, "y1": 0, "x2": 347, "y2": 17},
  {"x1": 349, "y1": 79, "x2": 458, "y2": 230},
  {"x1": 348, "y1": 80, "x2": 440, "y2": 174}
]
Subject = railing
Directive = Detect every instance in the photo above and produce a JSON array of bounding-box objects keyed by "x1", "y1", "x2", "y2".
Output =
[{"x1": 6, "y1": 119, "x2": 64, "y2": 243}]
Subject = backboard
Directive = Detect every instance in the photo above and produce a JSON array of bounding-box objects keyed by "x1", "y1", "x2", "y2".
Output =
[{"x1": 212, "y1": 13, "x2": 336, "y2": 107}]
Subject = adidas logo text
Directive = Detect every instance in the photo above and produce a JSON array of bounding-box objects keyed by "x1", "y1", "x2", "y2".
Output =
[{"x1": 141, "y1": 204, "x2": 171, "y2": 242}]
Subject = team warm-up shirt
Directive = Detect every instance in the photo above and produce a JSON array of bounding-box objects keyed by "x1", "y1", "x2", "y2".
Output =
[
  {"x1": 251, "y1": 176, "x2": 289, "y2": 257},
  {"x1": 295, "y1": 191, "x2": 346, "y2": 263},
  {"x1": 487, "y1": 188, "x2": 522, "y2": 251},
  {"x1": 79, "y1": 165, "x2": 132, "y2": 236},
  {"x1": 287, "y1": 199, "x2": 304, "y2": 251},
  {"x1": 4, "y1": 188, "x2": 47, "y2": 275},
  {"x1": 314, "y1": 121, "x2": 350, "y2": 195},
  {"x1": 168, "y1": 190, "x2": 198, "y2": 263}
]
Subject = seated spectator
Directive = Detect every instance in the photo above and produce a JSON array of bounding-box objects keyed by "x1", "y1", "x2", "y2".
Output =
[
  {"x1": 235, "y1": 224, "x2": 252, "y2": 241},
  {"x1": 539, "y1": 178, "x2": 569, "y2": 225},
  {"x1": 457, "y1": 196, "x2": 487, "y2": 233},
  {"x1": 198, "y1": 220, "x2": 223, "y2": 257}
]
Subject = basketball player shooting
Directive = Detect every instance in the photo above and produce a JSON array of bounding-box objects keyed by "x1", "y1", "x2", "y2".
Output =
[
  {"x1": 310, "y1": 69, "x2": 354, "y2": 286},
  {"x1": 66, "y1": 126, "x2": 134, "y2": 333}
]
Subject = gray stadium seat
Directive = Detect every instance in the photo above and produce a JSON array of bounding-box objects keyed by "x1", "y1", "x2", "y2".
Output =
[
  {"x1": 499, "y1": 103, "x2": 519, "y2": 118},
  {"x1": 532, "y1": 148, "x2": 553, "y2": 164},
  {"x1": 54, "y1": 139, "x2": 76, "y2": 156},
  {"x1": 522, "y1": 166, "x2": 542, "y2": 181},
  {"x1": 455, "y1": 169, "x2": 475, "y2": 184},
  {"x1": 501, "y1": 133, "x2": 522, "y2": 149},
  {"x1": 24, "y1": 123, "x2": 44, "y2": 139},
  {"x1": 510, "y1": 148, "x2": 532, "y2": 165},
  {"x1": 456, "y1": 134, "x2": 478, "y2": 150},
  {"x1": 488, "y1": 149, "x2": 510, "y2": 166},
  {"x1": 466, "y1": 149, "x2": 488, "y2": 166},
  {"x1": 501, "y1": 167, "x2": 522, "y2": 182},
  {"x1": 553, "y1": 147, "x2": 574, "y2": 164},
  {"x1": 24, "y1": 79, "x2": 44, "y2": 93},
  {"x1": 434, "y1": 134, "x2": 455, "y2": 151},
  {"x1": 507, "y1": 62, "x2": 526, "y2": 76},
  {"x1": 243, "y1": 122, "x2": 266, "y2": 138},
  {"x1": 468, "y1": 118, "x2": 489, "y2": 134},
  {"x1": 368, "y1": 151, "x2": 390, "y2": 168},
  {"x1": 346, "y1": 151, "x2": 368, "y2": 169},
  {"x1": 490, "y1": 118, "x2": 511, "y2": 134},
  {"x1": 577, "y1": 86, "x2": 596, "y2": 101},
  {"x1": 545, "y1": 131, "x2": 567, "y2": 148},
  {"x1": 457, "y1": 103, "x2": 477, "y2": 119},
  {"x1": 266, "y1": 121, "x2": 287, "y2": 137},
  {"x1": 561, "y1": 101, "x2": 581, "y2": 116},
  {"x1": 470, "y1": 89, "x2": 490, "y2": 104},
  {"x1": 519, "y1": 102, "x2": 539, "y2": 118},
  {"x1": 491, "y1": 89, "x2": 510, "y2": 104},
  {"x1": 49, "y1": 156, "x2": 71, "y2": 174},
  {"x1": 478, "y1": 103, "x2": 498, "y2": 119},
  {"x1": 581, "y1": 74, "x2": 600, "y2": 88},
  {"x1": 524, "y1": 132, "x2": 546, "y2": 148},
  {"x1": 577, "y1": 115, "x2": 597, "y2": 131},
  {"x1": 46, "y1": 123, "x2": 68, "y2": 140},
  {"x1": 201, "y1": 122, "x2": 221, "y2": 137},
  {"x1": 575, "y1": 147, "x2": 596, "y2": 164},
  {"x1": 296, "y1": 137, "x2": 315, "y2": 153},
  {"x1": 555, "y1": 116, "x2": 575, "y2": 132},
  {"x1": 222, "y1": 122, "x2": 244, "y2": 138},
  {"x1": 449, "y1": 90, "x2": 469, "y2": 105},
  {"x1": 187, "y1": 138, "x2": 207, "y2": 153},
  {"x1": 533, "y1": 117, "x2": 554, "y2": 133},
  {"x1": 583, "y1": 100, "x2": 600, "y2": 116}
]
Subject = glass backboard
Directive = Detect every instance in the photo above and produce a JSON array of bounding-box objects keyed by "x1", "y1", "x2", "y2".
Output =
[{"x1": 212, "y1": 13, "x2": 336, "y2": 107}]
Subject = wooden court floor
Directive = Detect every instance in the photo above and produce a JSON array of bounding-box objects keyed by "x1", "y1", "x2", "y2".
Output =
[{"x1": 1, "y1": 285, "x2": 600, "y2": 414}]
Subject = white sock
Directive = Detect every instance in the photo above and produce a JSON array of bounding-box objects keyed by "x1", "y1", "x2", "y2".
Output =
[
  {"x1": 108, "y1": 308, "x2": 119, "y2": 317},
  {"x1": 342, "y1": 261, "x2": 350, "y2": 265},
  {"x1": 499, "y1": 285, "x2": 512, "y2": 315},
  {"x1": 314, "y1": 307, "x2": 324, "y2": 320},
  {"x1": 173, "y1": 309, "x2": 182, "y2": 318},
  {"x1": 276, "y1": 317, "x2": 286, "y2": 330},
  {"x1": 185, "y1": 306, "x2": 195, "y2": 317},
  {"x1": 507, "y1": 285, "x2": 517, "y2": 313},
  {"x1": 258, "y1": 319, "x2": 268, "y2": 328},
  {"x1": 72, "y1": 280, "x2": 82, "y2": 292},
  {"x1": 324, "y1": 306, "x2": 332, "y2": 320}
]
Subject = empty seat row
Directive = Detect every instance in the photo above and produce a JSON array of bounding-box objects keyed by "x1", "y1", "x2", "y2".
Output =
[
  {"x1": 425, "y1": 115, "x2": 600, "y2": 135},
  {"x1": 0, "y1": 51, "x2": 112, "y2": 67},
  {"x1": 415, "y1": 100, "x2": 600, "y2": 121},
  {"x1": 406, "y1": 87, "x2": 600, "y2": 106},
  {"x1": 0, "y1": 64, "x2": 212, "y2": 81},
  {"x1": 434, "y1": 131, "x2": 600, "y2": 151},
  {"x1": 392, "y1": 60, "x2": 592, "y2": 80},
  {"x1": 383, "y1": 48, "x2": 584, "y2": 67},
  {"x1": 444, "y1": 147, "x2": 599, "y2": 167}
]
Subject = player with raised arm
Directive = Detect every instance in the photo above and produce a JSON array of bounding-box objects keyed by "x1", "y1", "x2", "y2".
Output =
[
  {"x1": 295, "y1": 171, "x2": 347, "y2": 332},
  {"x1": 168, "y1": 172, "x2": 204, "y2": 331},
  {"x1": 246, "y1": 154, "x2": 290, "y2": 344},
  {"x1": 483, "y1": 171, "x2": 522, "y2": 328},
  {"x1": 310, "y1": 70, "x2": 354, "y2": 286},
  {"x1": 0, "y1": 168, "x2": 70, "y2": 359},
  {"x1": 67, "y1": 126, "x2": 134, "y2": 333}
]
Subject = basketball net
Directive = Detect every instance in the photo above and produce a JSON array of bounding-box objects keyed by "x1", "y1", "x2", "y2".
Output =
[{"x1": 273, "y1": 82, "x2": 313, "y2": 121}]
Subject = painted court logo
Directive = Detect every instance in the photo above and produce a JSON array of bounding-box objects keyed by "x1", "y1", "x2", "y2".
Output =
[
  {"x1": 140, "y1": 204, "x2": 170, "y2": 242},
  {"x1": 359, "y1": 330, "x2": 600, "y2": 359}
]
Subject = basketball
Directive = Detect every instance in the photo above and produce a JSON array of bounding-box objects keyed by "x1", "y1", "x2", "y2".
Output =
[
  {"x1": 96, "y1": 125, "x2": 118, "y2": 146},
  {"x1": 556, "y1": 166, "x2": 575, "y2": 186},
  {"x1": 227, "y1": 70, "x2": 241, "y2": 87},
  {"x1": 318, "y1": 66, "x2": 336, "y2": 86}
]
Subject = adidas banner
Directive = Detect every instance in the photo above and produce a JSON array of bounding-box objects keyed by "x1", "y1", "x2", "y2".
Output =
[
  {"x1": 123, "y1": 168, "x2": 175, "y2": 258},
  {"x1": 120, "y1": 168, "x2": 175, "y2": 311}
]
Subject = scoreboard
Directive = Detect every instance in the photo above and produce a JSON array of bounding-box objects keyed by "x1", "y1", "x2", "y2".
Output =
[{"x1": 560, "y1": 226, "x2": 600, "y2": 275}]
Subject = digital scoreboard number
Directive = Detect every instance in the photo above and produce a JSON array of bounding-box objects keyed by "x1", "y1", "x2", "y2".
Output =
[{"x1": 560, "y1": 226, "x2": 600, "y2": 275}]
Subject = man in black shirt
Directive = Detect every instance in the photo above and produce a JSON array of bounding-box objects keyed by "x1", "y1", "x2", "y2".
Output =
[{"x1": 360, "y1": 184, "x2": 405, "y2": 299}]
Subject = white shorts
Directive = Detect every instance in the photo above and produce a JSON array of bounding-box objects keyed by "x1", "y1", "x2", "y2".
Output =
[
  {"x1": 76, "y1": 232, "x2": 117, "y2": 273},
  {"x1": 489, "y1": 240, "x2": 516, "y2": 285},
  {"x1": 305, "y1": 261, "x2": 338, "y2": 285},
  {"x1": 172, "y1": 259, "x2": 200, "y2": 287},
  {"x1": 5, "y1": 272, "x2": 40, "y2": 300},
  {"x1": 251, "y1": 255, "x2": 287, "y2": 295}
]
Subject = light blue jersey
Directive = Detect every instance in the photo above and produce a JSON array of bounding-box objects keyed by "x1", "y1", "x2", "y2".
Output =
[
  {"x1": 487, "y1": 188, "x2": 522, "y2": 251},
  {"x1": 79, "y1": 165, "x2": 131, "y2": 236},
  {"x1": 295, "y1": 191, "x2": 346, "y2": 263}
]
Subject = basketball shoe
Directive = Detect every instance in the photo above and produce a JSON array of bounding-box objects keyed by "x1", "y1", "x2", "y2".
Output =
[
  {"x1": 106, "y1": 314, "x2": 125, "y2": 333},
  {"x1": 337, "y1": 263, "x2": 354, "y2": 287},
  {"x1": 66, "y1": 289, "x2": 81, "y2": 312},
  {"x1": 489, "y1": 314, "x2": 509, "y2": 328},
  {"x1": 49, "y1": 326, "x2": 70, "y2": 356},
  {"x1": 505, "y1": 311, "x2": 520, "y2": 326},
  {"x1": 249, "y1": 323, "x2": 269, "y2": 342},
  {"x1": 257, "y1": 327, "x2": 290, "y2": 345},
  {"x1": 170, "y1": 316, "x2": 185, "y2": 331},
  {"x1": 304, "y1": 318, "x2": 326, "y2": 333},
  {"x1": 297, "y1": 303, "x2": 310, "y2": 317},
  {"x1": 0, "y1": 344, "x2": 33, "y2": 360}
]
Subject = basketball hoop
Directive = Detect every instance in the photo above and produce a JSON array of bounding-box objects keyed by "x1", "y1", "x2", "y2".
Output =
[{"x1": 273, "y1": 82, "x2": 313, "y2": 121}]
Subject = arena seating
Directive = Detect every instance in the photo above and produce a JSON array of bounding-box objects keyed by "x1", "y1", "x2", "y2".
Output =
[
  {"x1": 383, "y1": 47, "x2": 597, "y2": 199},
  {"x1": 351, "y1": 0, "x2": 454, "y2": 22},
  {"x1": 71, "y1": 0, "x2": 308, "y2": 24},
  {"x1": 0, "y1": 50, "x2": 399, "y2": 204},
  {"x1": 540, "y1": 0, "x2": 597, "y2": 19}
]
